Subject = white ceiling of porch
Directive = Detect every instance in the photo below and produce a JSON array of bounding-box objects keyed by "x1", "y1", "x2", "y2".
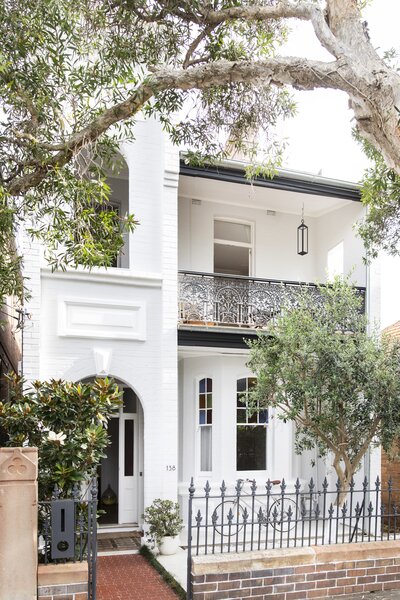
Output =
[{"x1": 178, "y1": 175, "x2": 354, "y2": 218}]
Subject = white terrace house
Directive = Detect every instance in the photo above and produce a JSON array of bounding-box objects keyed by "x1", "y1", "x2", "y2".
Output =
[{"x1": 22, "y1": 118, "x2": 380, "y2": 530}]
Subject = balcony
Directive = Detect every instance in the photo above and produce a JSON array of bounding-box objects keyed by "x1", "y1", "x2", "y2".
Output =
[{"x1": 178, "y1": 271, "x2": 366, "y2": 329}]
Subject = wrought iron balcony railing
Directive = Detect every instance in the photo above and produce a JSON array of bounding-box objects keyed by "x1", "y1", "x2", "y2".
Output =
[{"x1": 178, "y1": 270, "x2": 366, "y2": 329}]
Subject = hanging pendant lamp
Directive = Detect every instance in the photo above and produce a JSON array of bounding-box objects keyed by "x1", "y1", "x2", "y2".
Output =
[{"x1": 297, "y1": 204, "x2": 309, "y2": 256}]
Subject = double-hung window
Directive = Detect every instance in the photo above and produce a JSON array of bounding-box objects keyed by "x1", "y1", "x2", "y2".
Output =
[
  {"x1": 199, "y1": 378, "x2": 213, "y2": 472},
  {"x1": 236, "y1": 377, "x2": 268, "y2": 471}
]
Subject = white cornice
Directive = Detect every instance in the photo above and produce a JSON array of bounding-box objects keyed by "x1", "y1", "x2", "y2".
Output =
[{"x1": 41, "y1": 266, "x2": 163, "y2": 288}]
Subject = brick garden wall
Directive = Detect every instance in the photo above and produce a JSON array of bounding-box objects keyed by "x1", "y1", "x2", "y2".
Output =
[
  {"x1": 37, "y1": 563, "x2": 88, "y2": 600},
  {"x1": 191, "y1": 541, "x2": 400, "y2": 600}
]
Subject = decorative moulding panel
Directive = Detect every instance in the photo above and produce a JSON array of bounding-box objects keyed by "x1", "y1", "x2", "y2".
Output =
[{"x1": 58, "y1": 297, "x2": 146, "y2": 341}]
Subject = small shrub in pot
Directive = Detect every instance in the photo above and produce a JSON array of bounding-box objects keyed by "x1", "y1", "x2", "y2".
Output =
[{"x1": 143, "y1": 499, "x2": 183, "y2": 555}]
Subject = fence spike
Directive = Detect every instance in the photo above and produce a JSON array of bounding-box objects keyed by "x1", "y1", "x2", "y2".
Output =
[
  {"x1": 204, "y1": 480, "x2": 211, "y2": 496},
  {"x1": 280, "y1": 478, "x2": 286, "y2": 493},
  {"x1": 235, "y1": 478, "x2": 243, "y2": 495},
  {"x1": 375, "y1": 475, "x2": 381, "y2": 490},
  {"x1": 363, "y1": 476, "x2": 368, "y2": 491},
  {"x1": 195, "y1": 510, "x2": 202, "y2": 526},
  {"x1": 221, "y1": 480, "x2": 226, "y2": 496},
  {"x1": 349, "y1": 477, "x2": 355, "y2": 490},
  {"x1": 266, "y1": 479, "x2": 272, "y2": 493},
  {"x1": 309, "y1": 477, "x2": 315, "y2": 493},
  {"x1": 250, "y1": 478, "x2": 257, "y2": 494},
  {"x1": 322, "y1": 477, "x2": 328, "y2": 491},
  {"x1": 189, "y1": 476, "x2": 195, "y2": 496},
  {"x1": 295, "y1": 477, "x2": 301, "y2": 493}
]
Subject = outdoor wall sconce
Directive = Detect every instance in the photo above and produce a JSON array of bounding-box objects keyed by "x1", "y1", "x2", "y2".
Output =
[{"x1": 297, "y1": 204, "x2": 309, "y2": 256}]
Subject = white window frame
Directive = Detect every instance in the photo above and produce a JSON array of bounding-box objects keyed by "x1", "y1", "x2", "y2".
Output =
[
  {"x1": 235, "y1": 375, "x2": 269, "y2": 476},
  {"x1": 195, "y1": 375, "x2": 213, "y2": 476},
  {"x1": 213, "y1": 217, "x2": 254, "y2": 276}
]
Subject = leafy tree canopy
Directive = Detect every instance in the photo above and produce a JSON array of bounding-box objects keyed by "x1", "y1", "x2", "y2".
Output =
[
  {"x1": 0, "y1": 376, "x2": 122, "y2": 497},
  {"x1": 1, "y1": 0, "x2": 400, "y2": 302},
  {"x1": 248, "y1": 278, "x2": 400, "y2": 490}
]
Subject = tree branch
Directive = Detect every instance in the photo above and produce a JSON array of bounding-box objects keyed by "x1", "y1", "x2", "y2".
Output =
[
  {"x1": 183, "y1": 25, "x2": 215, "y2": 69},
  {"x1": 6, "y1": 55, "x2": 352, "y2": 197},
  {"x1": 201, "y1": 1, "x2": 344, "y2": 59}
]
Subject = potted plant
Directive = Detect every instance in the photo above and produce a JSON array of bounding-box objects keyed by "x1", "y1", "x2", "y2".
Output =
[{"x1": 143, "y1": 498, "x2": 183, "y2": 555}]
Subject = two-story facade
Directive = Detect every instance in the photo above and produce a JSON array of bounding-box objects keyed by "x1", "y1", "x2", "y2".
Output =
[{"x1": 22, "y1": 118, "x2": 380, "y2": 530}]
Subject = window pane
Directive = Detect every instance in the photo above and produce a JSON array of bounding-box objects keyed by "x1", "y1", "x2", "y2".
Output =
[
  {"x1": 206, "y1": 378, "x2": 212, "y2": 392},
  {"x1": 214, "y1": 220, "x2": 251, "y2": 244},
  {"x1": 123, "y1": 388, "x2": 137, "y2": 413},
  {"x1": 248, "y1": 411, "x2": 258, "y2": 424},
  {"x1": 206, "y1": 410, "x2": 212, "y2": 424},
  {"x1": 259, "y1": 410, "x2": 268, "y2": 424},
  {"x1": 199, "y1": 410, "x2": 206, "y2": 425},
  {"x1": 237, "y1": 409, "x2": 246, "y2": 424},
  {"x1": 214, "y1": 243, "x2": 250, "y2": 276},
  {"x1": 237, "y1": 378, "x2": 246, "y2": 392},
  {"x1": 124, "y1": 419, "x2": 134, "y2": 476},
  {"x1": 199, "y1": 379, "x2": 206, "y2": 393},
  {"x1": 200, "y1": 426, "x2": 212, "y2": 471},
  {"x1": 237, "y1": 426, "x2": 266, "y2": 471},
  {"x1": 237, "y1": 393, "x2": 245, "y2": 407},
  {"x1": 199, "y1": 394, "x2": 206, "y2": 409},
  {"x1": 207, "y1": 395, "x2": 212, "y2": 408}
]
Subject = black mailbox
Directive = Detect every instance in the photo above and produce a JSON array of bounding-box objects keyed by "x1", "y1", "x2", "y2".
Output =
[{"x1": 51, "y1": 499, "x2": 76, "y2": 560}]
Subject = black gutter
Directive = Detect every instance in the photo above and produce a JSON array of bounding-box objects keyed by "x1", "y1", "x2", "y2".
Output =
[
  {"x1": 180, "y1": 161, "x2": 361, "y2": 202},
  {"x1": 178, "y1": 328, "x2": 261, "y2": 349}
]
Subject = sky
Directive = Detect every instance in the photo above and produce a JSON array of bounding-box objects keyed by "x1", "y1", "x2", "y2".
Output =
[
  {"x1": 277, "y1": 0, "x2": 400, "y2": 328},
  {"x1": 279, "y1": 0, "x2": 398, "y2": 182}
]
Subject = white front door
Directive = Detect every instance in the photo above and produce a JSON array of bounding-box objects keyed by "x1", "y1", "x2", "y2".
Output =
[{"x1": 118, "y1": 412, "x2": 138, "y2": 524}]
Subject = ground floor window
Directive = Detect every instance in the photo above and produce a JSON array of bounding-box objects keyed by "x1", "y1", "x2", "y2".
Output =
[
  {"x1": 236, "y1": 377, "x2": 267, "y2": 471},
  {"x1": 199, "y1": 377, "x2": 212, "y2": 472}
]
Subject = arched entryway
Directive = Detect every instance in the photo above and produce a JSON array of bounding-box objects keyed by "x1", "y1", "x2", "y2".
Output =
[{"x1": 81, "y1": 379, "x2": 144, "y2": 527}]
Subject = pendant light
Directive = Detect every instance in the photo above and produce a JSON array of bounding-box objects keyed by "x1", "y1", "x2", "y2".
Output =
[{"x1": 297, "y1": 204, "x2": 309, "y2": 256}]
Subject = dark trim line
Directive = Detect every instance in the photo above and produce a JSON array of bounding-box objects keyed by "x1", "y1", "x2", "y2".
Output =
[
  {"x1": 180, "y1": 161, "x2": 361, "y2": 202},
  {"x1": 178, "y1": 328, "x2": 261, "y2": 349}
]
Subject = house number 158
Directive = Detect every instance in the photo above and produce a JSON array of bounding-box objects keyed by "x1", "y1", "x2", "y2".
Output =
[{"x1": 166, "y1": 465, "x2": 176, "y2": 471}]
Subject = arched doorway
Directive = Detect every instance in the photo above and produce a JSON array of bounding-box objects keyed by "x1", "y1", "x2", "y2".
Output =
[{"x1": 97, "y1": 384, "x2": 143, "y2": 526}]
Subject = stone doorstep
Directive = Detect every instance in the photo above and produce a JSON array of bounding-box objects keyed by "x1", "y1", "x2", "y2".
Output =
[
  {"x1": 38, "y1": 562, "x2": 88, "y2": 586},
  {"x1": 191, "y1": 541, "x2": 400, "y2": 576}
]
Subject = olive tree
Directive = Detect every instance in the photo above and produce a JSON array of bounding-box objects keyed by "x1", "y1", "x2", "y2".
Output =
[
  {"x1": 248, "y1": 278, "x2": 400, "y2": 492},
  {"x1": 2, "y1": 0, "x2": 400, "y2": 303}
]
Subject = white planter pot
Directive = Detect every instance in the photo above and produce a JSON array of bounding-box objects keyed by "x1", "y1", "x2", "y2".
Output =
[{"x1": 159, "y1": 535, "x2": 179, "y2": 556}]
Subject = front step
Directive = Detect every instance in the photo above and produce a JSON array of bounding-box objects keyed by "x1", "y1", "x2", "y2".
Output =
[{"x1": 97, "y1": 530, "x2": 143, "y2": 555}]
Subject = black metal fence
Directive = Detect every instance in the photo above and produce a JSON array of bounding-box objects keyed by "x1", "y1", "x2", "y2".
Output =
[
  {"x1": 178, "y1": 271, "x2": 366, "y2": 328},
  {"x1": 38, "y1": 479, "x2": 98, "y2": 600},
  {"x1": 187, "y1": 475, "x2": 400, "y2": 562}
]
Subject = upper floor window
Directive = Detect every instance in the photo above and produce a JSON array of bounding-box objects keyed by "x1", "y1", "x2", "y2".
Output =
[
  {"x1": 214, "y1": 219, "x2": 252, "y2": 277},
  {"x1": 199, "y1": 377, "x2": 212, "y2": 472},
  {"x1": 236, "y1": 377, "x2": 267, "y2": 471}
]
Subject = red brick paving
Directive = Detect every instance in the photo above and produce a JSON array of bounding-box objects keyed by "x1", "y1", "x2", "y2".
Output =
[{"x1": 97, "y1": 555, "x2": 180, "y2": 600}]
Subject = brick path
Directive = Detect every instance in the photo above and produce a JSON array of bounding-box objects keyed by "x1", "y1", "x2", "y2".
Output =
[{"x1": 96, "y1": 554, "x2": 180, "y2": 600}]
